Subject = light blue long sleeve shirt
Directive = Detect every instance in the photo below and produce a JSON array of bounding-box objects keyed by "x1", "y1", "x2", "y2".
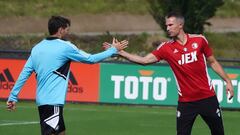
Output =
[{"x1": 8, "y1": 37, "x2": 117, "y2": 106}]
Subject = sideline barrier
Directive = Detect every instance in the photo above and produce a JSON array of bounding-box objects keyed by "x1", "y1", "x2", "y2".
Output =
[
  {"x1": 0, "y1": 59, "x2": 239, "y2": 108},
  {"x1": 100, "y1": 62, "x2": 240, "y2": 108},
  {"x1": 0, "y1": 59, "x2": 99, "y2": 103}
]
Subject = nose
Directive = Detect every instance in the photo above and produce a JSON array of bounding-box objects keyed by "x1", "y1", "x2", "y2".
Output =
[
  {"x1": 167, "y1": 28, "x2": 170, "y2": 33},
  {"x1": 166, "y1": 26, "x2": 170, "y2": 32}
]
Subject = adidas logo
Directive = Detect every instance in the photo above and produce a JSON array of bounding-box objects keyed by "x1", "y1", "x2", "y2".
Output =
[
  {"x1": 0, "y1": 68, "x2": 15, "y2": 90},
  {"x1": 177, "y1": 110, "x2": 181, "y2": 118},
  {"x1": 216, "y1": 108, "x2": 221, "y2": 117},
  {"x1": 68, "y1": 71, "x2": 83, "y2": 93},
  {"x1": 173, "y1": 49, "x2": 179, "y2": 53}
]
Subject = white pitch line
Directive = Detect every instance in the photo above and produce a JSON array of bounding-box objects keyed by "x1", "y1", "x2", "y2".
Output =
[{"x1": 0, "y1": 121, "x2": 39, "y2": 126}]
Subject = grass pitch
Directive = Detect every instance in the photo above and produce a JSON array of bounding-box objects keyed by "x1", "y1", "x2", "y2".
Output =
[{"x1": 0, "y1": 101, "x2": 239, "y2": 135}]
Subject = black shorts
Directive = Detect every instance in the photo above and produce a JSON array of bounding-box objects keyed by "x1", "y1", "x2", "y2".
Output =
[
  {"x1": 177, "y1": 96, "x2": 224, "y2": 135},
  {"x1": 38, "y1": 105, "x2": 65, "y2": 135}
]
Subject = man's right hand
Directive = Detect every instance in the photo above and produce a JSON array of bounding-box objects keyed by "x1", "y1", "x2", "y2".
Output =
[{"x1": 6, "y1": 101, "x2": 16, "y2": 111}]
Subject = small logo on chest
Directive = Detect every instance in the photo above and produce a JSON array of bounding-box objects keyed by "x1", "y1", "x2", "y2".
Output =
[
  {"x1": 192, "y1": 42, "x2": 198, "y2": 49},
  {"x1": 173, "y1": 49, "x2": 179, "y2": 53},
  {"x1": 178, "y1": 51, "x2": 198, "y2": 65}
]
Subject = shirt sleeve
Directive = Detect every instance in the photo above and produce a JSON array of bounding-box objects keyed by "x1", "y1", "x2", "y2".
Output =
[
  {"x1": 151, "y1": 43, "x2": 166, "y2": 61},
  {"x1": 201, "y1": 36, "x2": 213, "y2": 58},
  {"x1": 66, "y1": 43, "x2": 117, "y2": 64},
  {"x1": 8, "y1": 56, "x2": 34, "y2": 102}
]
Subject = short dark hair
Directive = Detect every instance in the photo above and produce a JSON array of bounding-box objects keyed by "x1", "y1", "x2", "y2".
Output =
[
  {"x1": 48, "y1": 16, "x2": 71, "y2": 35},
  {"x1": 166, "y1": 11, "x2": 185, "y2": 24}
]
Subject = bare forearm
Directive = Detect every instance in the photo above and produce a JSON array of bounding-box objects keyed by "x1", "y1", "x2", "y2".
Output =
[
  {"x1": 119, "y1": 51, "x2": 157, "y2": 65},
  {"x1": 210, "y1": 61, "x2": 231, "y2": 83},
  {"x1": 119, "y1": 51, "x2": 146, "y2": 64},
  {"x1": 208, "y1": 55, "x2": 234, "y2": 99}
]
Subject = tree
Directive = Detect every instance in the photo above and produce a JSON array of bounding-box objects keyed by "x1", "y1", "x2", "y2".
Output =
[{"x1": 148, "y1": 0, "x2": 224, "y2": 34}]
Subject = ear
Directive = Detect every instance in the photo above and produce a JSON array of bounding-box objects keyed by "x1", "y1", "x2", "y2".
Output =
[
  {"x1": 179, "y1": 22, "x2": 184, "y2": 29},
  {"x1": 54, "y1": 28, "x2": 63, "y2": 38},
  {"x1": 58, "y1": 27, "x2": 63, "y2": 34}
]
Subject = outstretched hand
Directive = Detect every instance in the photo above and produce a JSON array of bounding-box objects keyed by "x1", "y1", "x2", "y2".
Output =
[
  {"x1": 102, "y1": 42, "x2": 111, "y2": 50},
  {"x1": 102, "y1": 38, "x2": 128, "y2": 51},
  {"x1": 226, "y1": 81, "x2": 234, "y2": 100},
  {"x1": 6, "y1": 101, "x2": 16, "y2": 111}
]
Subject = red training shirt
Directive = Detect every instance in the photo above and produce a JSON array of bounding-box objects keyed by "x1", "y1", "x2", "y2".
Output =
[{"x1": 152, "y1": 34, "x2": 216, "y2": 102}]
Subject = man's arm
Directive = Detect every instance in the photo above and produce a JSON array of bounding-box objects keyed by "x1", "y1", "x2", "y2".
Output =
[
  {"x1": 68, "y1": 38, "x2": 128, "y2": 64},
  {"x1": 7, "y1": 56, "x2": 34, "y2": 111},
  {"x1": 207, "y1": 55, "x2": 234, "y2": 99},
  {"x1": 103, "y1": 40, "x2": 158, "y2": 65},
  {"x1": 118, "y1": 50, "x2": 158, "y2": 65}
]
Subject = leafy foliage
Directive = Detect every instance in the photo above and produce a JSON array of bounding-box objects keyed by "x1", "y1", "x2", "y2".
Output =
[{"x1": 148, "y1": 0, "x2": 224, "y2": 34}]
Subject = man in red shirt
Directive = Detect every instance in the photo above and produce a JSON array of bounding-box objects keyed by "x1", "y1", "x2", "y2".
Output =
[{"x1": 112, "y1": 12, "x2": 234, "y2": 135}]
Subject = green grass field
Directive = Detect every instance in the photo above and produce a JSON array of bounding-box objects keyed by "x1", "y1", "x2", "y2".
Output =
[{"x1": 0, "y1": 101, "x2": 239, "y2": 135}]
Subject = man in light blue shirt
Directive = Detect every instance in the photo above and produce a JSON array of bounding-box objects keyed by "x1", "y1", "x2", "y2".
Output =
[{"x1": 7, "y1": 16, "x2": 128, "y2": 135}]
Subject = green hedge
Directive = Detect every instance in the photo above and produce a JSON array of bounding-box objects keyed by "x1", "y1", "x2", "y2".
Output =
[{"x1": 0, "y1": 32, "x2": 239, "y2": 60}]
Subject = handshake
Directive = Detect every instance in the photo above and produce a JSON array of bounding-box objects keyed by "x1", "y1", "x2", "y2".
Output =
[{"x1": 102, "y1": 38, "x2": 128, "y2": 52}]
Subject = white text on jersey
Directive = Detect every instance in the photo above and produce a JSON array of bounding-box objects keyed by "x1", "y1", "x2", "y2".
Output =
[{"x1": 178, "y1": 51, "x2": 197, "y2": 65}]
